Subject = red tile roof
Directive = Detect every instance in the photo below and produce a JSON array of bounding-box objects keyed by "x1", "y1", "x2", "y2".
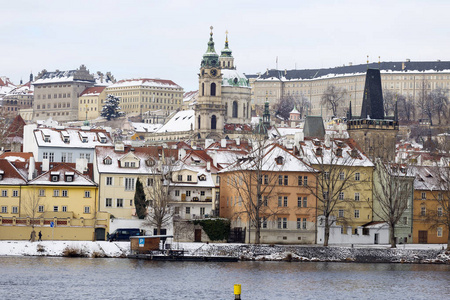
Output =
[{"x1": 80, "y1": 86, "x2": 106, "y2": 96}]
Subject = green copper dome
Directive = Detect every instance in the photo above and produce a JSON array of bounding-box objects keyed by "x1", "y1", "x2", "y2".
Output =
[{"x1": 201, "y1": 27, "x2": 219, "y2": 68}]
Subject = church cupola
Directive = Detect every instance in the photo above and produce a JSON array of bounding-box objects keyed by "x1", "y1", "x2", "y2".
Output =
[
  {"x1": 201, "y1": 26, "x2": 220, "y2": 68},
  {"x1": 220, "y1": 31, "x2": 234, "y2": 69}
]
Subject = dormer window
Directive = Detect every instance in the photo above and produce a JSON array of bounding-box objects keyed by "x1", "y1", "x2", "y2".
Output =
[
  {"x1": 79, "y1": 132, "x2": 88, "y2": 143},
  {"x1": 275, "y1": 156, "x2": 284, "y2": 165},
  {"x1": 146, "y1": 158, "x2": 156, "y2": 167},
  {"x1": 336, "y1": 148, "x2": 343, "y2": 157},
  {"x1": 313, "y1": 139, "x2": 321, "y2": 146},
  {"x1": 98, "y1": 132, "x2": 107, "y2": 144},
  {"x1": 198, "y1": 174, "x2": 206, "y2": 181},
  {"x1": 350, "y1": 149, "x2": 358, "y2": 158},
  {"x1": 65, "y1": 172, "x2": 74, "y2": 182},
  {"x1": 43, "y1": 133, "x2": 51, "y2": 143},
  {"x1": 336, "y1": 141, "x2": 344, "y2": 148},
  {"x1": 51, "y1": 171, "x2": 60, "y2": 182},
  {"x1": 177, "y1": 175, "x2": 183, "y2": 181},
  {"x1": 124, "y1": 162, "x2": 136, "y2": 168},
  {"x1": 0, "y1": 170, "x2": 4, "y2": 181},
  {"x1": 104, "y1": 157, "x2": 112, "y2": 165},
  {"x1": 316, "y1": 147, "x2": 323, "y2": 156},
  {"x1": 61, "y1": 131, "x2": 70, "y2": 143}
]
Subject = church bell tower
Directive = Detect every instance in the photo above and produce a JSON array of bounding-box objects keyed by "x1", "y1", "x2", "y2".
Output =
[{"x1": 195, "y1": 26, "x2": 225, "y2": 141}]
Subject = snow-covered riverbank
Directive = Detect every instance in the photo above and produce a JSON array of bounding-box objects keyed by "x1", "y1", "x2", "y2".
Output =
[{"x1": 1, "y1": 240, "x2": 449, "y2": 264}]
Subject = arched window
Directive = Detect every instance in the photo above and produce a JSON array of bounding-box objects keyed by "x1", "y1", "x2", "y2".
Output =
[
  {"x1": 202, "y1": 83, "x2": 205, "y2": 96},
  {"x1": 211, "y1": 83, "x2": 216, "y2": 96},
  {"x1": 198, "y1": 115, "x2": 201, "y2": 129},
  {"x1": 211, "y1": 115, "x2": 217, "y2": 130},
  {"x1": 232, "y1": 101, "x2": 238, "y2": 118}
]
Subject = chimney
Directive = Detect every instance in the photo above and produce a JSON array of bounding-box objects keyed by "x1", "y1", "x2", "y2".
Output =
[
  {"x1": 205, "y1": 139, "x2": 214, "y2": 149},
  {"x1": 76, "y1": 158, "x2": 88, "y2": 173},
  {"x1": 209, "y1": 150, "x2": 217, "y2": 167},
  {"x1": 206, "y1": 161, "x2": 211, "y2": 172},
  {"x1": 236, "y1": 138, "x2": 240, "y2": 146},
  {"x1": 28, "y1": 156, "x2": 35, "y2": 180},
  {"x1": 42, "y1": 159, "x2": 49, "y2": 172},
  {"x1": 221, "y1": 139, "x2": 227, "y2": 148}
]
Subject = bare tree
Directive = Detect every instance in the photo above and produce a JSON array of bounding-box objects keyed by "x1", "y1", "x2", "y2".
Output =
[
  {"x1": 274, "y1": 94, "x2": 310, "y2": 120},
  {"x1": 383, "y1": 90, "x2": 396, "y2": 116},
  {"x1": 321, "y1": 85, "x2": 347, "y2": 118},
  {"x1": 397, "y1": 94, "x2": 414, "y2": 122},
  {"x1": 425, "y1": 166, "x2": 450, "y2": 250},
  {"x1": 22, "y1": 189, "x2": 42, "y2": 242},
  {"x1": 430, "y1": 87, "x2": 449, "y2": 125},
  {"x1": 301, "y1": 138, "x2": 364, "y2": 246},
  {"x1": 143, "y1": 153, "x2": 177, "y2": 235},
  {"x1": 224, "y1": 135, "x2": 289, "y2": 244},
  {"x1": 371, "y1": 160, "x2": 412, "y2": 248},
  {"x1": 417, "y1": 77, "x2": 433, "y2": 125}
]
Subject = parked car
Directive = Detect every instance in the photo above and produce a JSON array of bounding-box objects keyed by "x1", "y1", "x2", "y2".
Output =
[{"x1": 108, "y1": 228, "x2": 141, "y2": 241}]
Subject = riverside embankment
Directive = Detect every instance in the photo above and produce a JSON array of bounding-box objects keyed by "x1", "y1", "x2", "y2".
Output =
[{"x1": 0, "y1": 240, "x2": 449, "y2": 264}]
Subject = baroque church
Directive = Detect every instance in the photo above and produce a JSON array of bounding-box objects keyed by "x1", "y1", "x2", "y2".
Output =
[{"x1": 149, "y1": 27, "x2": 252, "y2": 144}]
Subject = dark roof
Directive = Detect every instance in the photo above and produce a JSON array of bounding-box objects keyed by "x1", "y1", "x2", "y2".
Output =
[
  {"x1": 360, "y1": 69, "x2": 384, "y2": 120},
  {"x1": 303, "y1": 116, "x2": 325, "y2": 138},
  {"x1": 252, "y1": 60, "x2": 450, "y2": 80}
]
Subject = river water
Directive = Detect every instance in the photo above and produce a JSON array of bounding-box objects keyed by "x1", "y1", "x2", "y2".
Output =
[{"x1": 0, "y1": 256, "x2": 449, "y2": 299}]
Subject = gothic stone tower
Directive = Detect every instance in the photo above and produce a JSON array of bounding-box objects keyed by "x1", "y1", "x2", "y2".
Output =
[
  {"x1": 347, "y1": 68, "x2": 399, "y2": 161},
  {"x1": 195, "y1": 27, "x2": 225, "y2": 141}
]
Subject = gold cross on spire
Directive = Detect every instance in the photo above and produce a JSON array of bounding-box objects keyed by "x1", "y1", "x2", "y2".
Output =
[{"x1": 225, "y1": 30, "x2": 228, "y2": 43}]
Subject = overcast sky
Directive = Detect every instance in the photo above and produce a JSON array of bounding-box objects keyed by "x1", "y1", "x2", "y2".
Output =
[{"x1": 2, "y1": 0, "x2": 450, "y2": 91}]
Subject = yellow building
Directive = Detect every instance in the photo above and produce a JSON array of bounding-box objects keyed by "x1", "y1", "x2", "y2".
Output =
[
  {"x1": 0, "y1": 158, "x2": 109, "y2": 241},
  {"x1": 105, "y1": 78, "x2": 184, "y2": 116},
  {"x1": 78, "y1": 86, "x2": 107, "y2": 121}
]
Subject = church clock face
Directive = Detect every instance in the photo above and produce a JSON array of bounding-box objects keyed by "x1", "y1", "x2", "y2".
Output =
[{"x1": 210, "y1": 69, "x2": 217, "y2": 77}]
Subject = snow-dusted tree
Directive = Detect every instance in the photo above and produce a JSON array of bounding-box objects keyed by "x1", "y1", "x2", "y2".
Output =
[
  {"x1": 223, "y1": 137, "x2": 286, "y2": 244},
  {"x1": 371, "y1": 160, "x2": 413, "y2": 248},
  {"x1": 274, "y1": 94, "x2": 310, "y2": 120},
  {"x1": 143, "y1": 150, "x2": 177, "y2": 235},
  {"x1": 430, "y1": 87, "x2": 449, "y2": 125},
  {"x1": 301, "y1": 138, "x2": 368, "y2": 246},
  {"x1": 321, "y1": 85, "x2": 347, "y2": 118},
  {"x1": 101, "y1": 94, "x2": 125, "y2": 121},
  {"x1": 382, "y1": 90, "x2": 396, "y2": 116}
]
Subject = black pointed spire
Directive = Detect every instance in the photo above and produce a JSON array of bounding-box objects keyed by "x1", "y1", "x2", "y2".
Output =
[
  {"x1": 347, "y1": 101, "x2": 352, "y2": 120},
  {"x1": 360, "y1": 69, "x2": 385, "y2": 120}
]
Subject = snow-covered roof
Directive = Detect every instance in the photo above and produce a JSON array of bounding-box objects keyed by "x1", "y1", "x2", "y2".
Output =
[
  {"x1": 108, "y1": 78, "x2": 182, "y2": 89},
  {"x1": 171, "y1": 163, "x2": 215, "y2": 188},
  {"x1": 155, "y1": 109, "x2": 195, "y2": 133},
  {"x1": 80, "y1": 86, "x2": 106, "y2": 97},
  {"x1": 0, "y1": 159, "x2": 27, "y2": 185},
  {"x1": 131, "y1": 122, "x2": 163, "y2": 133},
  {"x1": 34, "y1": 128, "x2": 112, "y2": 148},
  {"x1": 221, "y1": 69, "x2": 250, "y2": 88},
  {"x1": 183, "y1": 91, "x2": 198, "y2": 103},
  {"x1": 28, "y1": 164, "x2": 96, "y2": 186}
]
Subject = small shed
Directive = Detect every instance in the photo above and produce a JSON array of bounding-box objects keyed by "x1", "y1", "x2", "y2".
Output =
[{"x1": 130, "y1": 235, "x2": 173, "y2": 253}]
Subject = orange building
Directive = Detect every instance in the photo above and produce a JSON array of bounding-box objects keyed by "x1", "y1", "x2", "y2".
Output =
[
  {"x1": 412, "y1": 166, "x2": 449, "y2": 244},
  {"x1": 219, "y1": 143, "x2": 318, "y2": 244}
]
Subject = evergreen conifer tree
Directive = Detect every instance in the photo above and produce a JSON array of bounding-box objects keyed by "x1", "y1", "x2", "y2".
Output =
[
  {"x1": 134, "y1": 178, "x2": 148, "y2": 219},
  {"x1": 101, "y1": 94, "x2": 125, "y2": 121}
]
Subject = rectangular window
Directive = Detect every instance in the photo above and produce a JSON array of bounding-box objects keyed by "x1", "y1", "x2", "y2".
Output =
[
  {"x1": 263, "y1": 196, "x2": 268, "y2": 206},
  {"x1": 324, "y1": 172, "x2": 330, "y2": 180},
  {"x1": 200, "y1": 191, "x2": 205, "y2": 196},
  {"x1": 106, "y1": 198, "x2": 112, "y2": 207},
  {"x1": 278, "y1": 175, "x2": 283, "y2": 185},
  {"x1": 38, "y1": 205, "x2": 44, "y2": 212},
  {"x1": 186, "y1": 191, "x2": 191, "y2": 196},
  {"x1": 278, "y1": 196, "x2": 282, "y2": 207},
  {"x1": 186, "y1": 207, "x2": 190, "y2": 214},
  {"x1": 84, "y1": 191, "x2": 91, "y2": 198},
  {"x1": 354, "y1": 193, "x2": 360, "y2": 201},
  {"x1": 339, "y1": 209, "x2": 344, "y2": 218},
  {"x1": 86, "y1": 154, "x2": 91, "y2": 162},
  {"x1": 264, "y1": 175, "x2": 268, "y2": 185},
  {"x1": 178, "y1": 175, "x2": 182, "y2": 181},
  {"x1": 355, "y1": 173, "x2": 360, "y2": 181},
  {"x1": 200, "y1": 207, "x2": 205, "y2": 215},
  {"x1": 262, "y1": 217, "x2": 267, "y2": 228},
  {"x1": 297, "y1": 218, "x2": 301, "y2": 229},
  {"x1": 283, "y1": 196, "x2": 288, "y2": 207},
  {"x1": 421, "y1": 206, "x2": 426, "y2": 216},
  {"x1": 39, "y1": 189, "x2": 45, "y2": 197},
  {"x1": 303, "y1": 176, "x2": 308, "y2": 186},
  {"x1": 339, "y1": 172, "x2": 345, "y2": 180},
  {"x1": 53, "y1": 190, "x2": 60, "y2": 197},
  {"x1": 106, "y1": 177, "x2": 113, "y2": 185},
  {"x1": 117, "y1": 199, "x2": 123, "y2": 207},
  {"x1": 437, "y1": 227, "x2": 443, "y2": 237},
  {"x1": 284, "y1": 175, "x2": 288, "y2": 186},
  {"x1": 438, "y1": 207, "x2": 443, "y2": 217},
  {"x1": 175, "y1": 190, "x2": 180, "y2": 197},
  {"x1": 298, "y1": 176, "x2": 302, "y2": 186},
  {"x1": 53, "y1": 206, "x2": 58, "y2": 212},
  {"x1": 61, "y1": 206, "x2": 67, "y2": 212},
  {"x1": 339, "y1": 192, "x2": 344, "y2": 200},
  {"x1": 1, "y1": 206, "x2": 7, "y2": 213},
  {"x1": 187, "y1": 175, "x2": 192, "y2": 181},
  {"x1": 302, "y1": 218, "x2": 307, "y2": 229},
  {"x1": 49, "y1": 152, "x2": 54, "y2": 163},
  {"x1": 12, "y1": 190, "x2": 19, "y2": 197},
  {"x1": 147, "y1": 178, "x2": 154, "y2": 186},
  {"x1": 421, "y1": 192, "x2": 426, "y2": 200},
  {"x1": 12, "y1": 206, "x2": 18, "y2": 214},
  {"x1": 403, "y1": 217, "x2": 408, "y2": 225},
  {"x1": 84, "y1": 206, "x2": 90, "y2": 214},
  {"x1": 125, "y1": 178, "x2": 135, "y2": 190},
  {"x1": 283, "y1": 217, "x2": 287, "y2": 229},
  {"x1": 43, "y1": 152, "x2": 48, "y2": 160},
  {"x1": 1, "y1": 190, "x2": 7, "y2": 197},
  {"x1": 354, "y1": 210, "x2": 360, "y2": 218},
  {"x1": 303, "y1": 197, "x2": 307, "y2": 208},
  {"x1": 297, "y1": 197, "x2": 302, "y2": 207},
  {"x1": 62, "y1": 190, "x2": 68, "y2": 197}
]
